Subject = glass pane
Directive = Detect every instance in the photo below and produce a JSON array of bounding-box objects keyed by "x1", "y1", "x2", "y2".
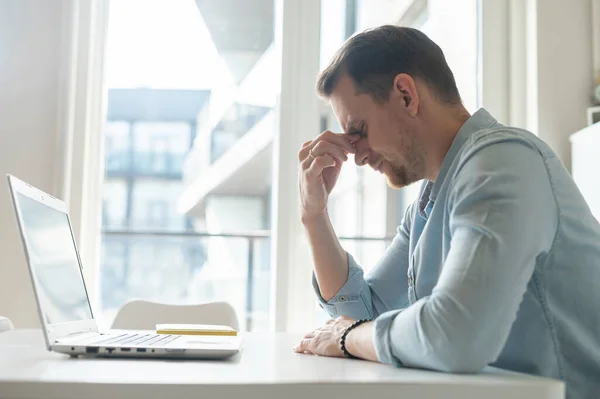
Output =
[
  {"x1": 418, "y1": 0, "x2": 479, "y2": 113},
  {"x1": 101, "y1": 0, "x2": 279, "y2": 331}
]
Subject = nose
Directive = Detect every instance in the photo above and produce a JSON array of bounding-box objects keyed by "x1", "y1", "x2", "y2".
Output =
[{"x1": 354, "y1": 140, "x2": 371, "y2": 166}]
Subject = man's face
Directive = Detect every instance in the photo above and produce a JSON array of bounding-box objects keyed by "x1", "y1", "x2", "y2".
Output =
[{"x1": 330, "y1": 75, "x2": 425, "y2": 188}]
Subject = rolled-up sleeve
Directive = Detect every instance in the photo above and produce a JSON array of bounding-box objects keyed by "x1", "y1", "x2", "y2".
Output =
[
  {"x1": 312, "y1": 254, "x2": 375, "y2": 320},
  {"x1": 373, "y1": 141, "x2": 557, "y2": 372}
]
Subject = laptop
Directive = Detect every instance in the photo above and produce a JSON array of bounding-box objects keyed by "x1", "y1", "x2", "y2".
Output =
[{"x1": 7, "y1": 174, "x2": 241, "y2": 359}]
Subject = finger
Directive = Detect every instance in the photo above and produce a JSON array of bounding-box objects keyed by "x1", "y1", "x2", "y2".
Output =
[
  {"x1": 300, "y1": 155, "x2": 314, "y2": 171},
  {"x1": 310, "y1": 141, "x2": 348, "y2": 163},
  {"x1": 298, "y1": 145, "x2": 311, "y2": 162},
  {"x1": 294, "y1": 339, "x2": 313, "y2": 353},
  {"x1": 306, "y1": 155, "x2": 336, "y2": 179},
  {"x1": 298, "y1": 140, "x2": 316, "y2": 162},
  {"x1": 300, "y1": 130, "x2": 354, "y2": 163},
  {"x1": 314, "y1": 130, "x2": 356, "y2": 154}
]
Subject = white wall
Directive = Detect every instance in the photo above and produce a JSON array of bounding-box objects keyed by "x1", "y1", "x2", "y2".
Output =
[
  {"x1": 533, "y1": 0, "x2": 593, "y2": 169},
  {"x1": 593, "y1": 0, "x2": 600, "y2": 81},
  {"x1": 0, "y1": 1, "x2": 67, "y2": 327}
]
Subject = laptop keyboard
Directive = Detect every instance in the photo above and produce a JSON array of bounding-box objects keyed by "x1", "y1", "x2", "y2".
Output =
[{"x1": 85, "y1": 333, "x2": 180, "y2": 347}]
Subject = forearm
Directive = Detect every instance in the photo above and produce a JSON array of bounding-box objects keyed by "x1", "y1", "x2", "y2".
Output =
[{"x1": 302, "y1": 212, "x2": 348, "y2": 301}]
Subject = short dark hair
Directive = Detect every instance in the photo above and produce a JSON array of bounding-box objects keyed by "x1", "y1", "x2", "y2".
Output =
[{"x1": 316, "y1": 25, "x2": 461, "y2": 105}]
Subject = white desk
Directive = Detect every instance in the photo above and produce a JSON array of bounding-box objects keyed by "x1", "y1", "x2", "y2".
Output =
[{"x1": 0, "y1": 329, "x2": 564, "y2": 399}]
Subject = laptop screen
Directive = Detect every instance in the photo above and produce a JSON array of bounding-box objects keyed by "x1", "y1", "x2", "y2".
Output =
[{"x1": 15, "y1": 192, "x2": 93, "y2": 325}]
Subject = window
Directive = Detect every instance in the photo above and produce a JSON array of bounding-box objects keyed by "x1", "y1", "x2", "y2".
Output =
[
  {"x1": 100, "y1": 0, "x2": 278, "y2": 330},
  {"x1": 98, "y1": 0, "x2": 479, "y2": 332}
]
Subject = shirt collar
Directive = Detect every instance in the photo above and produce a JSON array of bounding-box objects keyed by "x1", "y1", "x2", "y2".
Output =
[{"x1": 422, "y1": 108, "x2": 499, "y2": 205}]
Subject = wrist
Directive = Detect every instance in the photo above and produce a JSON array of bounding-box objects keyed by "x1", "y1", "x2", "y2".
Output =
[
  {"x1": 343, "y1": 320, "x2": 378, "y2": 362},
  {"x1": 301, "y1": 209, "x2": 328, "y2": 226},
  {"x1": 344, "y1": 327, "x2": 361, "y2": 358},
  {"x1": 340, "y1": 319, "x2": 371, "y2": 359}
]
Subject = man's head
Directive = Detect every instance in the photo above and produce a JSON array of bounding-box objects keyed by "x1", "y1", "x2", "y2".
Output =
[{"x1": 316, "y1": 25, "x2": 465, "y2": 187}]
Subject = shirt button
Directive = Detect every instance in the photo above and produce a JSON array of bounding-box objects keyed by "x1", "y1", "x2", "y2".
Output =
[
  {"x1": 339, "y1": 296, "x2": 346, "y2": 301},
  {"x1": 408, "y1": 275, "x2": 413, "y2": 286}
]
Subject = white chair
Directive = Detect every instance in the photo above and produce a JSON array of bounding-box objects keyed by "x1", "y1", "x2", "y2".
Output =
[
  {"x1": 111, "y1": 300, "x2": 240, "y2": 331},
  {"x1": 0, "y1": 316, "x2": 13, "y2": 334}
]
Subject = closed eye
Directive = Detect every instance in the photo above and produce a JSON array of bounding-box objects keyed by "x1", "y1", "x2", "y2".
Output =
[{"x1": 348, "y1": 123, "x2": 368, "y2": 139}]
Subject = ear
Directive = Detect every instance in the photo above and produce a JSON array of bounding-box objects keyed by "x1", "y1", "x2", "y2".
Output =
[{"x1": 392, "y1": 74, "x2": 419, "y2": 117}]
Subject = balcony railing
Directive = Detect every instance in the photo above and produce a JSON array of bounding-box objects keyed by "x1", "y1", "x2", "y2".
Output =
[
  {"x1": 100, "y1": 230, "x2": 394, "y2": 330},
  {"x1": 101, "y1": 230, "x2": 271, "y2": 331},
  {"x1": 105, "y1": 151, "x2": 186, "y2": 178}
]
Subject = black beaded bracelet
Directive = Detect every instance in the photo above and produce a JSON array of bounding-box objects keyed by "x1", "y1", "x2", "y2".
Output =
[{"x1": 340, "y1": 319, "x2": 371, "y2": 359}]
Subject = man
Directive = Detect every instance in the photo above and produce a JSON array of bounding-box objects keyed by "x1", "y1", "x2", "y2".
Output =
[{"x1": 294, "y1": 25, "x2": 600, "y2": 399}]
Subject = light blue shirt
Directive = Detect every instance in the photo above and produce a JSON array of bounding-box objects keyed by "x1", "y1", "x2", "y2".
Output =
[{"x1": 314, "y1": 109, "x2": 600, "y2": 399}]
